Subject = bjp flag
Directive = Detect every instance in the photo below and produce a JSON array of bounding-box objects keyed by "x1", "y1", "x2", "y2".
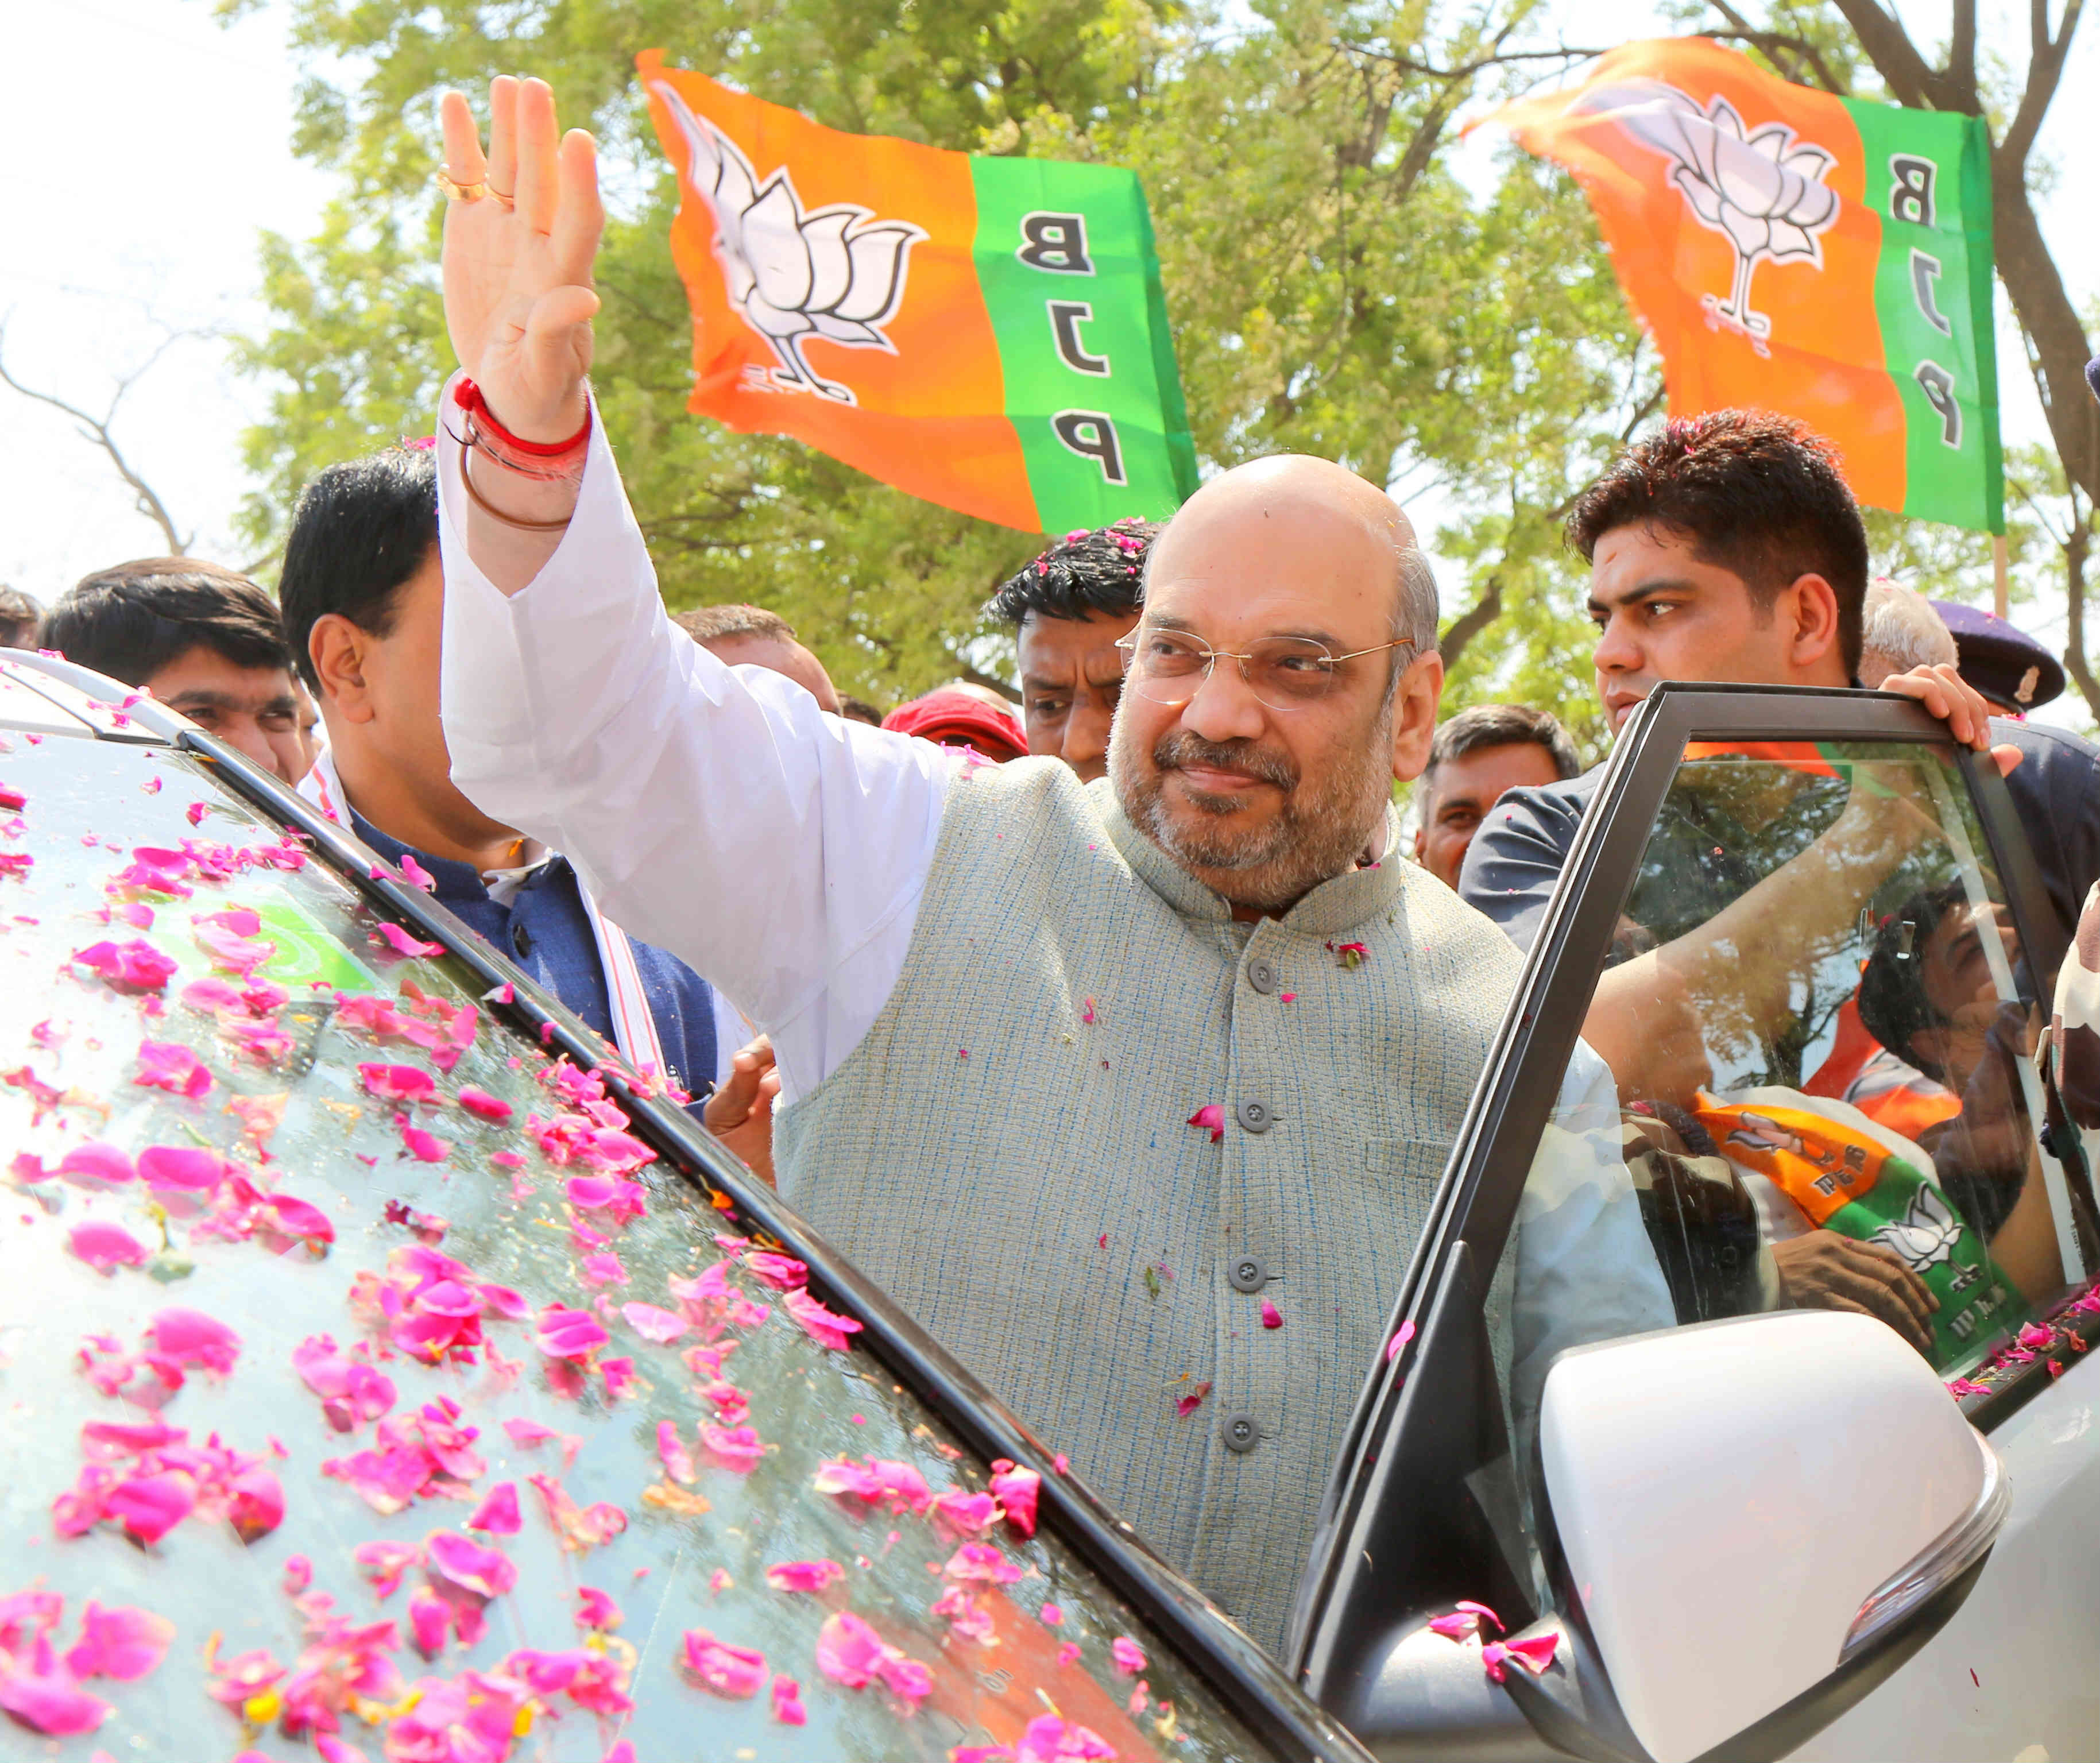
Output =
[
  {"x1": 1483, "y1": 39, "x2": 2002, "y2": 532},
  {"x1": 637, "y1": 52, "x2": 1199, "y2": 536}
]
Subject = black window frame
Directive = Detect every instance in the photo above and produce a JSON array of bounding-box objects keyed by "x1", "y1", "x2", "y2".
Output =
[
  {"x1": 137, "y1": 707, "x2": 1372, "y2": 1763},
  {"x1": 1291, "y1": 684, "x2": 2100, "y2": 1758}
]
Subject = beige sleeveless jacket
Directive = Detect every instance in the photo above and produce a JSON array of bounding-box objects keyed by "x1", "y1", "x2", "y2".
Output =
[{"x1": 776, "y1": 758, "x2": 1522, "y2": 1649}]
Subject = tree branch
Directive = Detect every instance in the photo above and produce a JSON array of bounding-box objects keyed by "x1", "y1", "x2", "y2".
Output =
[
  {"x1": 2004, "y1": 0, "x2": 2083, "y2": 171},
  {"x1": 1698, "y1": 0, "x2": 1846, "y2": 91},
  {"x1": 0, "y1": 321, "x2": 193, "y2": 555},
  {"x1": 1826, "y1": 0, "x2": 1940, "y2": 107},
  {"x1": 1437, "y1": 574, "x2": 1505, "y2": 672}
]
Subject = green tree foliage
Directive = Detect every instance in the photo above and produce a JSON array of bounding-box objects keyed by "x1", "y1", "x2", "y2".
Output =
[{"x1": 227, "y1": 0, "x2": 1658, "y2": 726}]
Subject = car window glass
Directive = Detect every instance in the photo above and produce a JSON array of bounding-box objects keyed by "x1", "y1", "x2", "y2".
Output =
[
  {"x1": 1461, "y1": 741, "x2": 2090, "y2": 1614},
  {"x1": 0, "y1": 733, "x2": 1277, "y2": 1762}
]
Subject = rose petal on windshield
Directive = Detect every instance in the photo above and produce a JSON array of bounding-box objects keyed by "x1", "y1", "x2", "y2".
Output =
[
  {"x1": 61, "y1": 1601, "x2": 175, "y2": 1683},
  {"x1": 1016, "y1": 1714, "x2": 1116, "y2": 1761},
  {"x1": 745, "y1": 1251, "x2": 808, "y2": 1292},
  {"x1": 396, "y1": 1115, "x2": 451, "y2": 1164},
  {"x1": 137, "y1": 1145, "x2": 229, "y2": 1194},
  {"x1": 465, "y1": 1482, "x2": 522, "y2": 1536},
  {"x1": 682, "y1": 1628, "x2": 767, "y2": 1698},
  {"x1": 0, "y1": 1637, "x2": 113, "y2": 1734},
  {"x1": 142, "y1": 1308, "x2": 241, "y2": 1375},
  {"x1": 427, "y1": 1529, "x2": 519, "y2": 1599},
  {"x1": 771, "y1": 1671, "x2": 809, "y2": 1726},
  {"x1": 67, "y1": 1221, "x2": 149, "y2": 1274},
  {"x1": 1110, "y1": 1636, "x2": 1147, "y2": 1676},
  {"x1": 372, "y1": 923, "x2": 444, "y2": 960},
  {"x1": 699, "y1": 1423, "x2": 767, "y2": 1474},
  {"x1": 361, "y1": 1064, "x2": 436, "y2": 1103},
  {"x1": 619, "y1": 1302, "x2": 687, "y2": 1345},
  {"x1": 764, "y1": 1560, "x2": 846, "y2": 1594},
  {"x1": 783, "y1": 1286, "x2": 863, "y2": 1351},
  {"x1": 989, "y1": 1461, "x2": 1041, "y2": 1538},
  {"x1": 576, "y1": 1586, "x2": 624, "y2": 1631},
  {"x1": 535, "y1": 1305, "x2": 608, "y2": 1362},
  {"x1": 135, "y1": 1039, "x2": 212, "y2": 1099},
  {"x1": 455, "y1": 1086, "x2": 513, "y2": 1123},
  {"x1": 56, "y1": 1143, "x2": 136, "y2": 1188},
  {"x1": 72, "y1": 938, "x2": 177, "y2": 993}
]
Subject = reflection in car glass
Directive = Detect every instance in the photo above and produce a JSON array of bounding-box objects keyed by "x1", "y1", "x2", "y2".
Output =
[
  {"x1": 0, "y1": 736, "x2": 1278, "y2": 1761},
  {"x1": 1451, "y1": 740, "x2": 2100, "y2": 1650}
]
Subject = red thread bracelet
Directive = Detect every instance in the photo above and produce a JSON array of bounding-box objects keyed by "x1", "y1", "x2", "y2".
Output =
[{"x1": 453, "y1": 378, "x2": 591, "y2": 456}]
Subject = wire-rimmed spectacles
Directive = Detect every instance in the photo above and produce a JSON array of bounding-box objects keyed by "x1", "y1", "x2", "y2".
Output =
[{"x1": 1114, "y1": 627, "x2": 1417, "y2": 711}]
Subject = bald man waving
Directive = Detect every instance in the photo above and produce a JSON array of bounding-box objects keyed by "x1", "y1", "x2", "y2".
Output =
[{"x1": 427, "y1": 77, "x2": 1668, "y2": 1651}]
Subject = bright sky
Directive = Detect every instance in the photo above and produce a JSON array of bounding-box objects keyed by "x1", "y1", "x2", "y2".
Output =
[{"x1": 1, "y1": 0, "x2": 2094, "y2": 725}]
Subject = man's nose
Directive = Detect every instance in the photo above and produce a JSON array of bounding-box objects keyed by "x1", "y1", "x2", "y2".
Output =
[
  {"x1": 1062, "y1": 693, "x2": 1113, "y2": 779},
  {"x1": 1177, "y1": 658, "x2": 1266, "y2": 743},
  {"x1": 1592, "y1": 614, "x2": 1640, "y2": 675}
]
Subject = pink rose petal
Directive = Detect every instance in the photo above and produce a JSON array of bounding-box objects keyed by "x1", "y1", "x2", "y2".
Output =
[
  {"x1": 62, "y1": 1601, "x2": 175, "y2": 1681},
  {"x1": 764, "y1": 1559, "x2": 845, "y2": 1594},
  {"x1": 771, "y1": 1671, "x2": 808, "y2": 1725},
  {"x1": 142, "y1": 1307, "x2": 241, "y2": 1374},
  {"x1": 427, "y1": 1529, "x2": 519, "y2": 1598},
  {"x1": 465, "y1": 1482, "x2": 522, "y2": 1536},
  {"x1": 455, "y1": 1085, "x2": 513, "y2": 1123},
  {"x1": 67, "y1": 1221, "x2": 149, "y2": 1274},
  {"x1": 372, "y1": 922, "x2": 443, "y2": 959},
  {"x1": 682, "y1": 1628, "x2": 766, "y2": 1698},
  {"x1": 783, "y1": 1285, "x2": 863, "y2": 1351},
  {"x1": 134, "y1": 1039, "x2": 212, "y2": 1099}
]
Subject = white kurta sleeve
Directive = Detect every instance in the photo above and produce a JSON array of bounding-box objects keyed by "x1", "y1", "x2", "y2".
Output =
[{"x1": 435, "y1": 375, "x2": 950, "y2": 1100}]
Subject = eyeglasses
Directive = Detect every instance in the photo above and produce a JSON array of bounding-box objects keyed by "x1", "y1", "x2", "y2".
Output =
[{"x1": 1113, "y1": 628, "x2": 1417, "y2": 711}]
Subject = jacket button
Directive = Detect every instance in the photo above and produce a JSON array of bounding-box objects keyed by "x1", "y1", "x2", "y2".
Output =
[
  {"x1": 1229, "y1": 1255, "x2": 1269, "y2": 1293},
  {"x1": 1247, "y1": 956, "x2": 1278, "y2": 995},
  {"x1": 1236, "y1": 1097, "x2": 1273, "y2": 1134},
  {"x1": 511, "y1": 922, "x2": 533, "y2": 958},
  {"x1": 1221, "y1": 1412, "x2": 1262, "y2": 1453}
]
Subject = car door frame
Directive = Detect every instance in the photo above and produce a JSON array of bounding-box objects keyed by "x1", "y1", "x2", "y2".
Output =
[{"x1": 1290, "y1": 683, "x2": 2098, "y2": 1761}]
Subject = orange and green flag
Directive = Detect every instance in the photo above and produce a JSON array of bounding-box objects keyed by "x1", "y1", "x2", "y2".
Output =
[
  {"x1": 638, "y1": 52, "x2": 1198, "y2": 536},
  {"x1": 1484, "y1": 38, "x2": 2001, "y2": 533}
]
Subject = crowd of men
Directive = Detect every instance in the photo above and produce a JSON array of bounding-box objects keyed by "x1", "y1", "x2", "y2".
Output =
[{"x1": 6, "y1": 69, "x2": 2100, "y2": 1658}]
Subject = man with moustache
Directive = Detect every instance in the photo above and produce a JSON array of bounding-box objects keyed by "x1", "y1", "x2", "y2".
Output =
[{"x1": 421, "y1": 75, "x2": 1668, "y2": 1650}]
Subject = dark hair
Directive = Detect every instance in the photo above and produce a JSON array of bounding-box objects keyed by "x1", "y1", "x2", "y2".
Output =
[
  {"x1": 0, "y1": 586, "x2": 41, "y2": 649},
  {"x1": 1855, "y1": 879, "x2": 1971, "y2": 1082},
  {"x1": 837, "y1": 695, "x2": 885, "y2": 726},
  {"x1": 1422, "y1": 703, "x2": 1582, "y2": 794},
  {"x1": 1566, "y1": 411, "x2": 1870, "y2": 678},
  {"x1": 278, "y1": 447, "x2": 440, "y2": 690},
  {"x1": 40, "y1": 559, "x2": 291, "y2": 688},
  {"x1": 988, "y1": 519, "x2": 1158, "y2": 628},
  {"x1": 674, "y1": 605, "x2": 798, "y2": 645}
]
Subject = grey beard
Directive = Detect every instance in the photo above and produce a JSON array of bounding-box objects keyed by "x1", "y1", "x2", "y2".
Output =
[{"x1": 1108, "y1": 708, "x2": 1395, "y2": 912}]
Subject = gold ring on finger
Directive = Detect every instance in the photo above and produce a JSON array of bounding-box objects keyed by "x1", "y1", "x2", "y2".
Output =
[
  {"x1": 485, "y1": 185, "x2": 516, "y2": 209},
  {"x1": 436, "y1": 171, "x2": 489, "y2": 202}
]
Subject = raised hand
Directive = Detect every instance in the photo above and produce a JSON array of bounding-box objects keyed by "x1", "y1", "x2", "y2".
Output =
[{"x1": 438, "y1": 76, "x2": 605, "y2": 443}]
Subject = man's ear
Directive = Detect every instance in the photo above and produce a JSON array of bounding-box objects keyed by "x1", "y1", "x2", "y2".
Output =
[
  {"x1": 1412, "y1": 819, "x2": 1427, "y2": 863},
  {"x1": 1782, "y1": 573, "x2": 1844, "y2": 672},
  {"x1": 308, "y1": 615, "x2": 377, "y2": 725},
  {"x1": 1390, "y1": 651, "x2": 1444, "y2": 782}
]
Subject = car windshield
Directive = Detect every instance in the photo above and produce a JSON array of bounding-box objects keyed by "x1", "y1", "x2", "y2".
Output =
[{"x1": 0, "y1": 729, "x2": 1279, "y2": 1761}]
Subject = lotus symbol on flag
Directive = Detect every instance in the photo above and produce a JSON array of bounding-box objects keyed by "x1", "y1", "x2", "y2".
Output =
[
  {"x1": 652, "y1": 82, "x2": 927, "y2": 403},
  {"x1": 1575, "y1": 79, "x2": 1839, "y2": 348}
]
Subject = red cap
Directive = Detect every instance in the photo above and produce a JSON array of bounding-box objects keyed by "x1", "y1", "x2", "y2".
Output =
[{"x1": 882, "y1": 689, "x2": 1027, "y2": 763}]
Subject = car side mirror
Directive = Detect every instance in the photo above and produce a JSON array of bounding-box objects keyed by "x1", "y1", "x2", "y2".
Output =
[{"x1": 1541, "y1": 1310, "x2": 2008, "y2": 1763}]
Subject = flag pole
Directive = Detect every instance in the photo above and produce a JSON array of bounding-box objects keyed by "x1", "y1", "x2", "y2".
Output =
[{"x1": 1991, "y1": 535, "x2": 2009, "y2": 620}]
